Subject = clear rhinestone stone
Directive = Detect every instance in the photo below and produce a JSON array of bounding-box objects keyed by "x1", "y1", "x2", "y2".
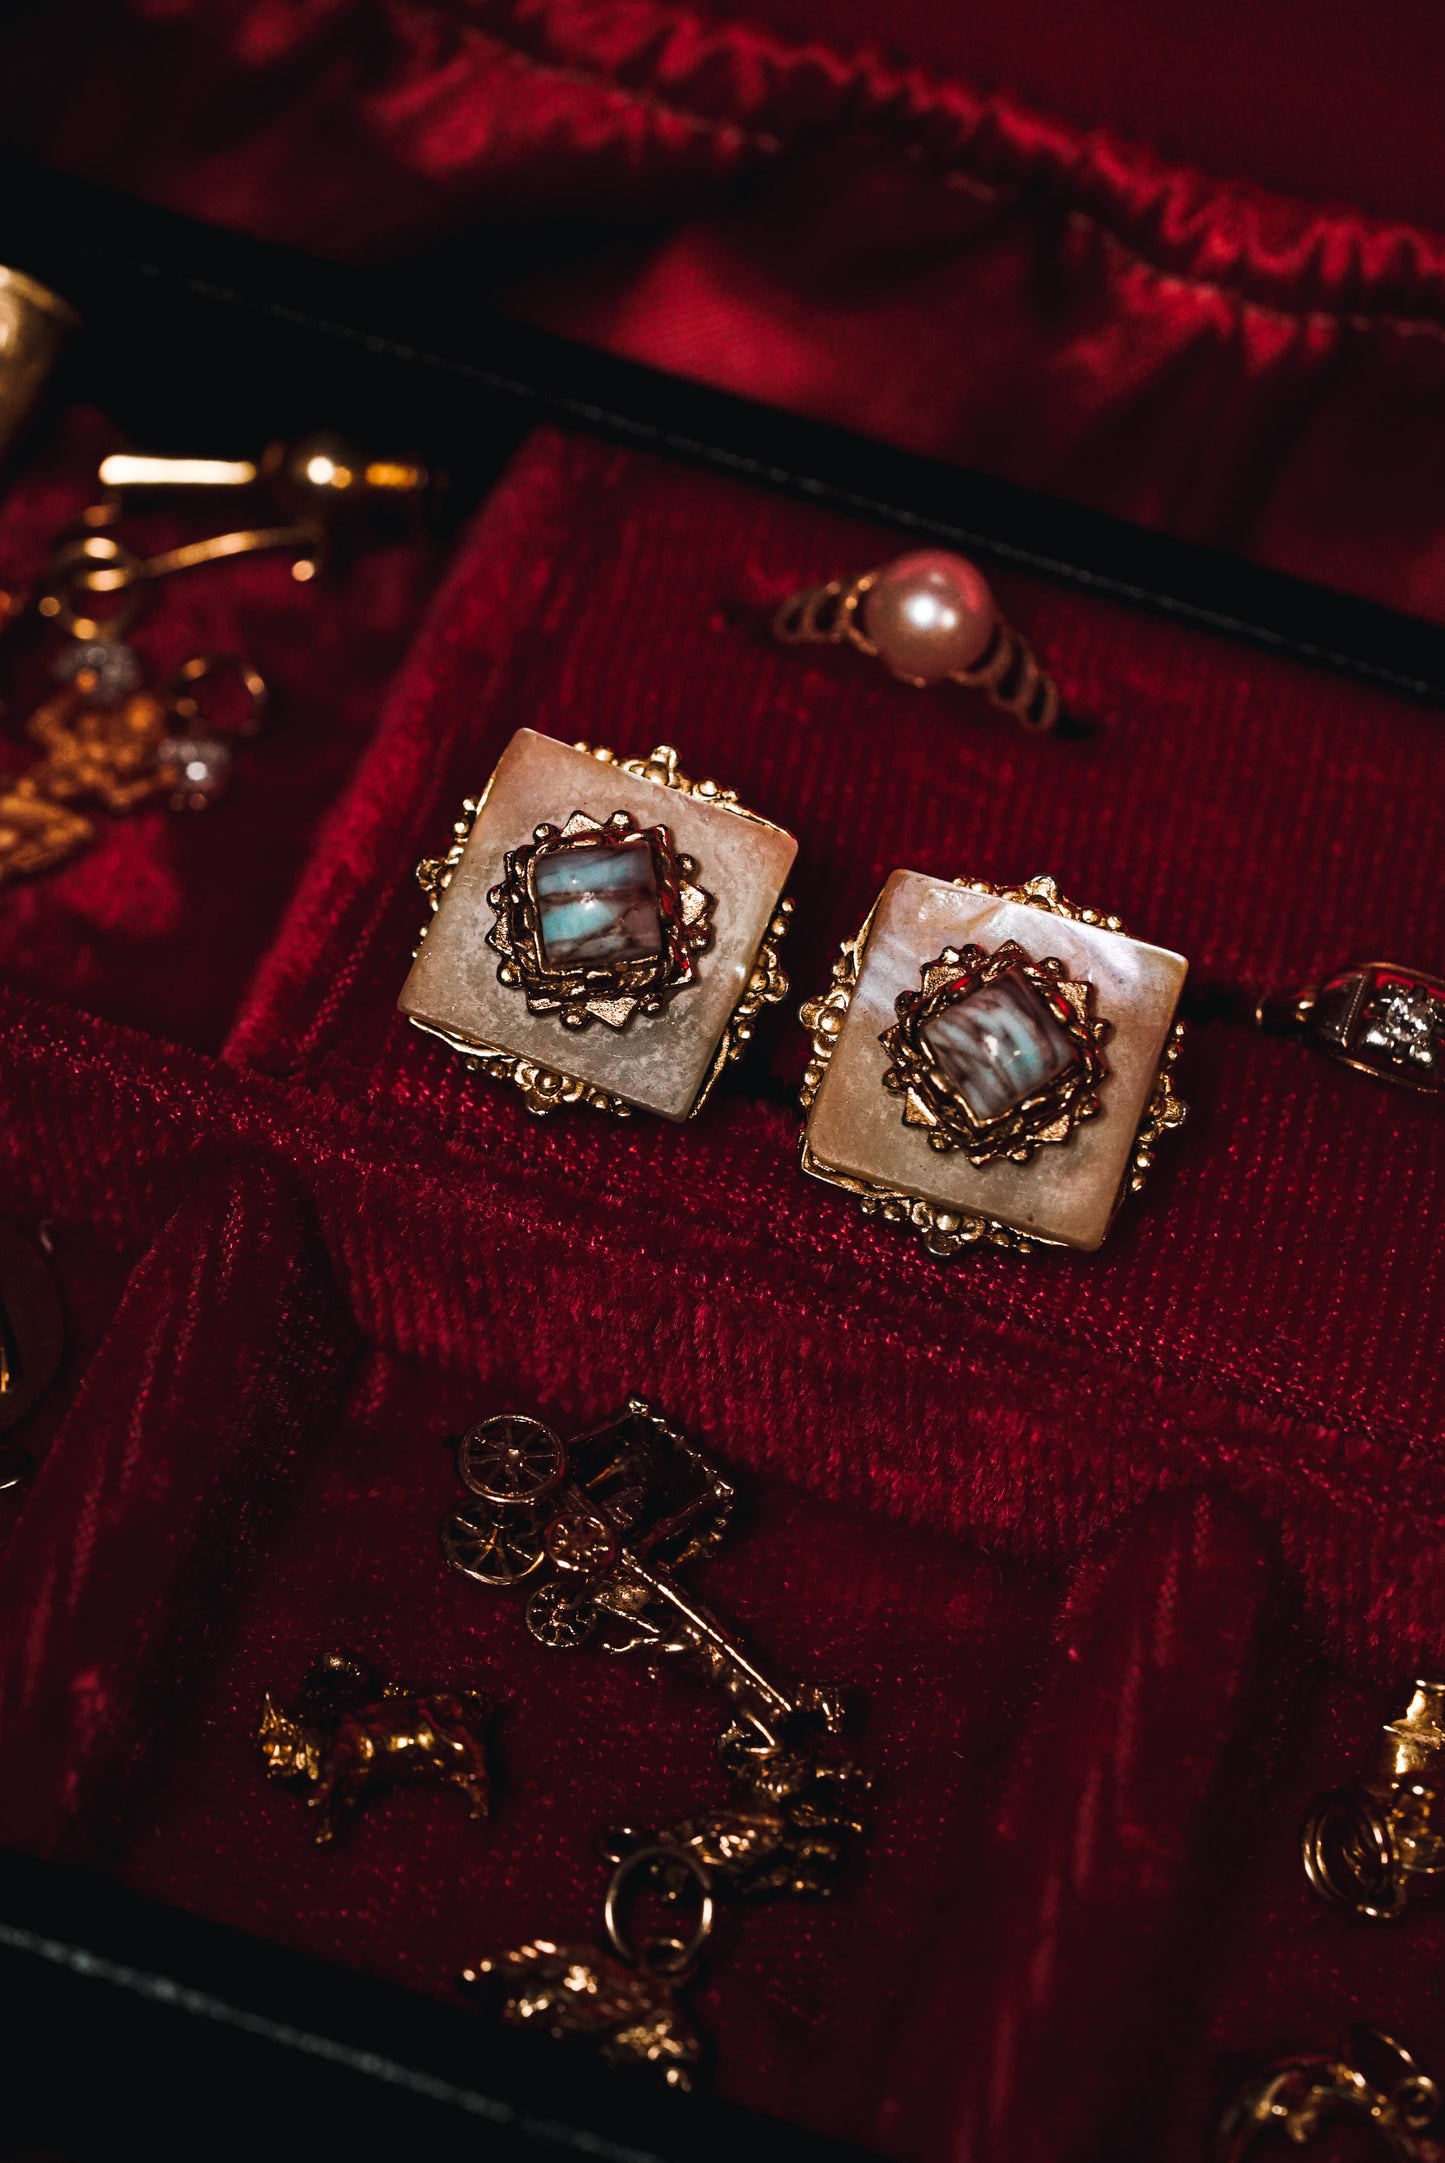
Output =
[
  {"x1": 158, "y1": 733, "x2": 233, "y2": 807},
  {"x1": 1362, "y1": 985, "x2": 1445, "y2": 1068},
  {"x1": 53, "y1": 638, "x2": 142, "y2": 706}
]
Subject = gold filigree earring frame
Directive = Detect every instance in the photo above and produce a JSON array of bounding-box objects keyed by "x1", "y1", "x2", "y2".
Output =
[
  {"x1": 800, "y1": 873, "x2": 1187, "y2": 1256},
  {"x1": 403, "y1": 733, "x2": 795, "y2": 1122}
]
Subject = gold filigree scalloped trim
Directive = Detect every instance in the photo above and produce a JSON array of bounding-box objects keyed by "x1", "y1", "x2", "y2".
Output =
[
  {"x1": 689, "y1": 897, "x2": 794, "y2": 1117},
  {"x1": 799, "y1": 874, "x2": 1187, "y2": 1258},
  {"x1": 571, "y1": 741, "x2": 746, "y2": 813},
  {"x1": 411, "y1": 750, "x2": 792, "y2": 1119},
  {"x1": 407, "y1": 1017, "x2": 632, "y2": 1119}
]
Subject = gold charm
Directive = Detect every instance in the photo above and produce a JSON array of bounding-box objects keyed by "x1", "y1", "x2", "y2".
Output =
[
  {"x1": 1217, "y1": 2028, "x2": 1442, "y2": 2162},
  {"x1": 1303, "y1": 1680, "x2": 1445, "y2": 1919},
  {"x1": 258, "y1": 1653, "x2": 491, "y2": 1845},
  {"x1": 446, "y1": 1400, "x2": 868, "y2": 2086},
  {"x1": 466, "y1": 1939, "x2": 705, "y2": 2091},
  {"x1": 0, "y1": 654, "x2": 266, "y2": 887},
  {"x1": 0, "y1": 433, "x2": 419, "y2": 884},
  {"x1": 465, "y1": 1842, "x2": 713, "y2": 2091},
  {"x1": 441, "y1": 1400, "x2": 849, "y2": 1758},
  {"x1": 603, "y1": 1717, "x2": 868, "y2": 1900},
  {"x1": 401, "y1": 731, "x2": 795, "y2": 1121},
  {"x1": 800, "y1": 871, "x2": 1187, "y2": 1255}
]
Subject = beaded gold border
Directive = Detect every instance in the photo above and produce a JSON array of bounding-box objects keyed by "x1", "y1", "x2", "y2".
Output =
[
  {"x1": 412, "y1": 743, "x2": 793, "y2": 1119},
  {"x1": 798, "y1": 874, "x2": 1187, "y2": 1257}
]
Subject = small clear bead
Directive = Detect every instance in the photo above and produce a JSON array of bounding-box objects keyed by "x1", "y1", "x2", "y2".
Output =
[
  {"x1": 158, "y1": 733, "x2": 233, "y2": 808},
  {"x1": 53, "y1": 638, "x2": 142, "y2": 705}
]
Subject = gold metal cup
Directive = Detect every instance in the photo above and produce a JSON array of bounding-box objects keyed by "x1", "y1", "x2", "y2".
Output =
[{"x1": 0, "y1": 266, "x2": 79, "y2": 467}]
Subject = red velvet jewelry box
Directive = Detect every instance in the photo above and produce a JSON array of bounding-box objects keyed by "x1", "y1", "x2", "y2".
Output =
[{"x1": 0, "y1": 4, "x2": 1444, "y2": 2156}]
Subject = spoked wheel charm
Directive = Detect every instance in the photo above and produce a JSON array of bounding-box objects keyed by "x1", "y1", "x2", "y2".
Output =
[
  {"x1": 442, "y1": 1499, "x2": 546, "y2": 1586},
  {"x1": 458, "y1": 1413, "x2": 566, "y2": 1505},
  {"x1": 526, "y1": 1581, "x2": 598, "y2": 1650}
]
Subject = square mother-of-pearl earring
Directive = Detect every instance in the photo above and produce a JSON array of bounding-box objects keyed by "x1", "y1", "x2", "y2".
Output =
[
  {"x1": 399, "y1": 730, "x2": 796, "y2": 1120},
  {"x1": 799, "y1": 872, "x2": 1188, "y2": 1255}
]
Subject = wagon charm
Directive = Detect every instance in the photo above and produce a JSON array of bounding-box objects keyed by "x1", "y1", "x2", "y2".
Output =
[
  {"x1": 441, "y1": 1397, "x2": 841, "y2": 1756},
  {"x1": 445, "y1": 1398, "x2": 870, "y2": 2088}
]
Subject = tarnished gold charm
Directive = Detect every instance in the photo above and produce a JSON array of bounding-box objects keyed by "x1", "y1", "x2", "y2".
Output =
[
  {"x1": 0, "y1": 655, "x2": 265, "y2": 887},
  {"x1": 467, "y1": 1841, "x2": 715, "y2": 2090},
  {"x1": 1303, "y1": 1680, "x2": 1445, "y2": 1919},
  {"x1": 258, "y1": 1652, "x2": 490, "y2": 1845},
  {"x1": 447, "y1": 1399, "x2": 869, "y2": 2088},
  {"x1": 800, "y1": 871, "x2": 1187, "y2": 1255},
  {"x1": 464, "y1": 1930, "x2": 705, "y2": 2092},
  {"x1": 1217, "y1": 2028, "x2": 1443, "y2": 2162},
  {"x1": 401, "y1": 731, "x2": 795, "y2": 1122},
  {"x1": 440, "y1": 1399, "x2": 851, "y2": 1766},
  {"x1": 604, "y1": 1719, "x2": 868, "y2": 1901}
]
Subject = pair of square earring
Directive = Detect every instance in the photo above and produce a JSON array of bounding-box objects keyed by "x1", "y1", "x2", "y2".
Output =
[{"x1": 398, "y1": 729, "x2": 1188, "y2": 1256}]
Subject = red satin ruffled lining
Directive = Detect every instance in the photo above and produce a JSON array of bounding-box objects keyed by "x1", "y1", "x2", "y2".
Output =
[{"x1": 7, "y1": 0, "x2": 1445, "y2": 615}]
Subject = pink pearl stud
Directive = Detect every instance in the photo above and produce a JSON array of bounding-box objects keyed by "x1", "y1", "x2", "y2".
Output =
[{"x1": 773, "y1": 548, "x2": 1059, "y2": 732}]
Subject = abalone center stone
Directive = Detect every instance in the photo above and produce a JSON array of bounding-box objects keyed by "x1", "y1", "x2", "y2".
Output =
[
  {"x1": 921, "y1": 969, "x2": 1081, "y2": 1123},
  {"x1": 533, "y1": 833, "x2": 665, "y2": 970}
]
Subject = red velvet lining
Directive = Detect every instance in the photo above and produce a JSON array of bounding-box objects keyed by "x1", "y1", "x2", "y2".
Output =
[
  {"x1": 1, "y1": 6, "x2": 1444, "y2": 2150},
  {"x1": 0, "y1": 412, "x2": 1442, "y2": 2151},
  {"x1": 7, "y1": 0, "x2": 1445, "y2": 616},
  {"x1": 0, "y1": 1163, "x2": 349, "y2": 1858},
  {"x1": 108, "y1": 1340, "x2": 1064, "y2": 2149},
  {"x1": 1, "y1": 418, "x2": 1442, "y2": 1661},
  {"x1": 0, "y1": 1167, "x2": 1437, "y2": 2156}
]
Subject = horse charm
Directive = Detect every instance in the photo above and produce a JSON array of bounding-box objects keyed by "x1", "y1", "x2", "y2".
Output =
[
  {"x1": 463, "y1": 1940, "x2": 704, "y2": 2090},
  {"x1": 257, "y1": 1652, "x2": 491, "y2": 1845}
]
